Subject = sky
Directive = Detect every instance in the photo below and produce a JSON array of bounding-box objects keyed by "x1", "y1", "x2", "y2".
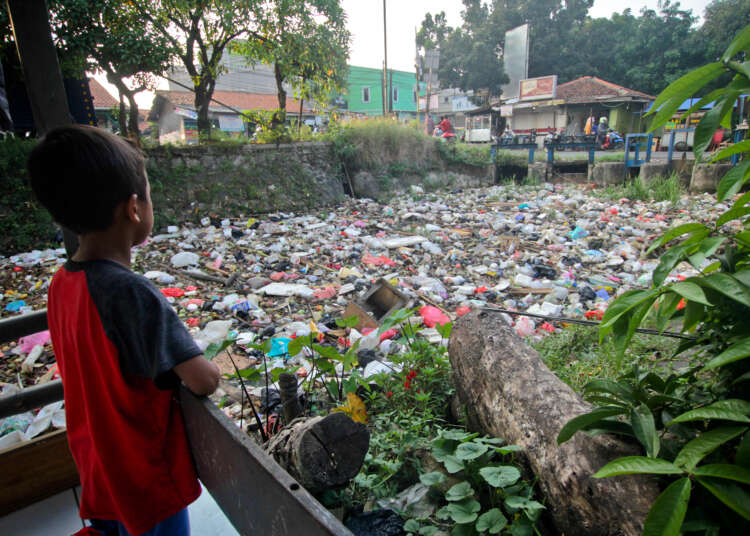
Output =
[
  {"x1": 107, "y1": 0, "x2": 714, "y2": 108},
  {"x1": 344, "y1": 0, "x2": 714, "y2": 72}
]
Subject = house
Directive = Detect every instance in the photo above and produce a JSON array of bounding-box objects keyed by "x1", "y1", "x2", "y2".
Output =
[
  {"x1": 149, "y1": 52, "x2": 315, "y2": 143},
  {"x1": 418, "y1": 88, "x2": 479, "y2": 132},
  {"x1": 507, "y1": 76, "x2": 655, "y2": 141},
  {"x1": 344, "y1": 66, "x2": 420, "y2": 119},
  {"x1": 88, "y1": 78, "x2": 120, "y2": 131}
]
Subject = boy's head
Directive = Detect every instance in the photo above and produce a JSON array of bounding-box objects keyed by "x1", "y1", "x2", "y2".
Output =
[{"x1": 28, "y1": 125, "x2": 151, "y2": 238}]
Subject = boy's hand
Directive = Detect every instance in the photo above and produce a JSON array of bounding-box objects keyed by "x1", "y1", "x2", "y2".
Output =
[{"x1": 174, "y1": 355, "x2": 220, "y2": 395}]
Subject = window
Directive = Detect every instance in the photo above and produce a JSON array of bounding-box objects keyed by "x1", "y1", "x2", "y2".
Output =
[
  {"x1": 392, "y1": 87, "x2": 399, "y2": 103},
  {"x1": 413, "y1": 90, "x2": 417, "y2": 103},
  {"x1": 362, "y1": 87, "x2": 370, "y2": 103}
]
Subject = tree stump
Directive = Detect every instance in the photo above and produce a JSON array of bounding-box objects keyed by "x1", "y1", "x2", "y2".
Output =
[
  {"x1": 448, "y1": 310, "x2": 659, "y2": 536},
  {"x1": 264, "y1": 412, "x2": 369, "y2": 495}
]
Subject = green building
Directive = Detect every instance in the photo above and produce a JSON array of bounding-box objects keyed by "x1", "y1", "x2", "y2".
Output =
[{"x1": 344, "y1": 65, "x2": 421, "y2": 119}]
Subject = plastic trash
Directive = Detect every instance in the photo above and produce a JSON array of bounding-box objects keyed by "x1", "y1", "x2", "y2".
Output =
[
  {"x1": 5, "y1": 300, "x2": 25, "y2": 312},
  {"x1": 170, "y1": 251, "x2": 200, "y2": 267},
  {"x1": 194, "y1": 320, "x2": 233, "y2": 351},
  {"x1": 17, "y1": 330, "x2": 51, "y2": 354},
  {"x1": 514, "y1": 316, "x2": 535, "y2": 337},
  {"x1": 259, "y1": 283, "x2": 315, "y2": 299},
  {"x1": 419, "y1": 306, "x2": 450, "y2": 328}
]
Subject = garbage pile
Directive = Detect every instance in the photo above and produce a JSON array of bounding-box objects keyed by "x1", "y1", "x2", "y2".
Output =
[{"x1": 0, "y1": 182, "x2": 719, "y2": 433}]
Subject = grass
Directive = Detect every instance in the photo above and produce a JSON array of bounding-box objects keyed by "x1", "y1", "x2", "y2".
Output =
[
  {"x1": 533, "y1": 325, "x2": 679, "y2": 393},
  {"x1": 596, "y1": 172, "x2": 685, "y2": 204}
]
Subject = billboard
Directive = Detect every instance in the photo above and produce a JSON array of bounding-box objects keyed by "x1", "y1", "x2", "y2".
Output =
[
  {"x1": 519, "y1": 75, "x2": 557, "y2": 101},
  {"x1": 501, "y1": 24, "x2": 529, "y2": 100}
]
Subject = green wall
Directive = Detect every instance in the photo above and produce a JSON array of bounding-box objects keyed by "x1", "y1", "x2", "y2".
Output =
[{"x1": 344, "y1": 65, "x2": 421, "y2": 117}]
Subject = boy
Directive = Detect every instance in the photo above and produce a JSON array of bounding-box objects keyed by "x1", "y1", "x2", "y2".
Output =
[{"x1": 28, "y1": 125, "x2": 221, "y2": 535}]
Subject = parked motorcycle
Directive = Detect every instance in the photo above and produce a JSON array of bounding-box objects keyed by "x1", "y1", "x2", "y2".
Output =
[{"x1": 602, "y1": 129, "x2": 624, "y2": 150}]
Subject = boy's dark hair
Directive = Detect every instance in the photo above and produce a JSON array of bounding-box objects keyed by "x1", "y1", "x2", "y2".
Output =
[{"x1": 28, "y1": 125, "x2": 147, "y2": 234}]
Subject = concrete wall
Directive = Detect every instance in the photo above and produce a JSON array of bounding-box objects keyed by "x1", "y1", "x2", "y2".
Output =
[{"x1": 144, "y1": 142, "x2": 345, "y2": 230}]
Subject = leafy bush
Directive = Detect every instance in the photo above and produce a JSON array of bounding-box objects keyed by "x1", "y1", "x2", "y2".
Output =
[
  {"x1": 596, "y1": 173, "x2": 685, "y2": 204},
  {"x1": 0, "y1": 137, "x2": 58, "y2": 254},
  {"x1": 559, "y1": 24, "x2": 750, "y2": 535}
]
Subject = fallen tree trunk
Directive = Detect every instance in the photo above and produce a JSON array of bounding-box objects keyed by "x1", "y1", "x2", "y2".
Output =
[
  {"x1": 448, "y1": 310, "x2": 659, "y2": 536},
  {"x1": 265, "y1": 412, "x2": 369, "y2": 495}
]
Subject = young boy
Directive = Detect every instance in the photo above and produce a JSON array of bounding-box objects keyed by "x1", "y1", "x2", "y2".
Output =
[{"x1": 28, "y1": 125, "x2": 221, "y2": 535}]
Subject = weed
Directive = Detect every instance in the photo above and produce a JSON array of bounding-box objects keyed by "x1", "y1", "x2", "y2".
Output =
[{"x1": 596, "y1": 173, "x2": 684, "y2": 205}]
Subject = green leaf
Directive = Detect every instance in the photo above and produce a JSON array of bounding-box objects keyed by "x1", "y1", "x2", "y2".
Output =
[
  {"x1": 335, "y1": 315, "x2": 359, "y2": 328},
  {"x1": 696, "y1": 477, "x2": 750, "y2": 520},
  {"x1": 495, "y1": 445, "x2": 524, "y2": 455},
  {"x1": 692, "y1": 464, "x2": 750, "y2": 484},
  {"x1": 668, "y1": 401, "x2": 750, "y2": 425},
  {"x1": 479, "y1": 465, "x2": 521, "y2": 488},
  {"x1": 593, "y1": 456, "x2": 683, "y2": 477},
  {"x1": 441, "y1": 429, "x2": 477, "y2": 441},
  {"x1": 435, "y1": 321, "x2": 453, "y2": 340},
  {"x1": 717, "y1": 161, "x2": 750, "y2": 203},
  {"x1": 287, "y1": 336, "x2": 305, "y2": 357},
  {"x1": 704, "y1": 337, "x2": 750, "y2": 370},
  {"x1": 584, "y1": 379, "x2": 635, "y2": 404},
  {"x1": 600, "y1": 289, "x2": 659, "y2": 330},
  {"x1": 716, "y1": 205, "x2": 750, "y2": 228},
  {"x1": 682, "y1": 300, "x2": 706, "y2": 332},
  {"x1": 455, "y1": 442, "x2": 489, "y2": 461},
  {"x1": 444, "y1": 498, "x2": 481, "y2": 524},
  {"x1": 432, "y1": 438, "x2": 459, "y2": 462},
  {"x1": 420, "y1": 471, "x2": 447, "y2": 486},
  {"x1": 694, "y1": 95, "x2": 737, "y2": 161},
  {"x1": 312, "y1": 343, "x2": 340, "y2": 360},
  {"x1": 419, "y1": 527, "x2": 438, "y2": 536},
  {"x1": 404, "y1": 519, "x2": 420, "y2": 532},
  {"x1": 475, "y1": 508, "x2": 507, "y2": 534},
  {"x1": 643, "y1": 478, "x2": 691, "y2": 536},
  {"x1": 504, "y1": 496, "x2": 545, "y2": 521},
  {"x1": 722, "y1": 24, "x2": 750, "y2": 62},
  {"x1": 451, "y1": 523, "x2": 476, "y2": 536},
  {"x1": 737, "y1": 431, "x2": 750, "y2": 469},
  {"x1": 712, "y1": 139, "x2": 750, "y2": 163},
  {"x1": 557, "y1": 406, "x2": 627, "y2": 444},
  {"x1": 443, "y1": 455, "x2": 465, "y2": 474},
  {"x1": 674, "y1": 427, "x2": 747, "y2": 470},
  {"x1": 631, "y1": 405, "x2": 660, "y2": 458},
  {"x1": 647, "y1": 223, "x2": 708, "y2": 255},
  {"x1": 668, "y1": 281, "x2": 712, "y2": 307},
  {"x1": 701, "y1": 273, "x2": 750, "y2": 308},
  {"x1": 653, "y1": 245, "x2": 690, "y2": 288},
  {"x1": 445, "y1": 481, "x2": 474, "y2": 502},
  {"x1": 204, "y1": 337, "x2": 235, "y2": 360}
]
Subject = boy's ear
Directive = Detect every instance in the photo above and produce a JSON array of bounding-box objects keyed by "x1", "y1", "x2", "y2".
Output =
[{"x1": 125, "y1": 193, "x2": 141, "y2": 223}]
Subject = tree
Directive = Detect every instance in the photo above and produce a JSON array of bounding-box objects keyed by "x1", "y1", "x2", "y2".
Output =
[
  {"x1": 232, "y1": 0, "x2": 349, "y2": 124},
  {"x1": 699, "y1": 0, "x2": 750, "y2": 62},
  {"x1": 51, "y1": 0, "x2": 175, "y2": 144},
  {"x1": 132, "y1": 0, "x2": 261, "y2": 137}
]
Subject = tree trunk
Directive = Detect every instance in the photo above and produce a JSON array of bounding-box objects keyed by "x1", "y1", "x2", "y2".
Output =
[
  {"x1": 108, "y1": 73, "x2": 141, "y2": 146},
  {"x1": 448, "y1": 310, "x2": 659, "y2": 536},
  {"x1": 118, "y1": 95, "x2": 127, "y2": 137},
  {"x1": 264, "y1": 412, "x2": 369, "y2": 495},
  {"x1": 274, "y1": 62, "x2": 287, "y2": 116},
  {"x1": 194, "y1": 81, "x2": 213, "y2": 138},
  {"x1": 125, "y1": 91, "x2": 141, "y2": 146}
]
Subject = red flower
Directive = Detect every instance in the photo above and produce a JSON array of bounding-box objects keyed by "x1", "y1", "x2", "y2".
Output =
[
  {"x1": 404, "y1": 380, "x2": 411, "y2": 390},
  {"x1": 385, "y1": 391, "x2": 393, "y2": 399},
  {"x1": 677, "y1": 298, "x2": 687, "y2": 310},
  {"x1": 407, "y1": 370, "x2": 417, "y2": 380}
]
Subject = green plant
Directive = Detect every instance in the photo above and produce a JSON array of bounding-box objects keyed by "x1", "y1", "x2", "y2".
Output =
[
  {"x1": 413, "y1": 429, "x2": 541, "y2": 536},
  {"x1": 559, "y1": 24, "x2": 750, "y2": 535},
  {"x1": 595, "y1": 173, "x2": 685, "y2": 204}
]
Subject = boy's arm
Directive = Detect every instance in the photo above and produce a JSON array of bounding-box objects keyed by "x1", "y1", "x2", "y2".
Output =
[{"x1": 174, "y1": 355, "x2": 220, "y2": 396}]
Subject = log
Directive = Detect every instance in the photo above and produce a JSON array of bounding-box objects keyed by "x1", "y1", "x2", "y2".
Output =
[
  {"x1": 264, "y1": 412, "x2": 369, "y2": 495},
  {"x1": 448, "y1": 310, "x2": 659, "y2": 536}
]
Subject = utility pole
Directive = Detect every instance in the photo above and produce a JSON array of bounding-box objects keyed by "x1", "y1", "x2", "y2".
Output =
[
  {"x1": 415, "y1": 27, "x2": 420, "y2": 129},
  {"x1": 382, "y1": 0, "x2": 388, "y2": 116}
]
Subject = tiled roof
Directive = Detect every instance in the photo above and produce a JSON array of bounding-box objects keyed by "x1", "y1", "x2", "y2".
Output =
[
  {"x1": 157, "y1": 90, "x2": 312, "y2": 113},
  {"x1": 556, "y1": 76, "x2": 655, "y2": 103},
  {"x1": 88, "y1": 78, "x2": 119, "y2": 109}
]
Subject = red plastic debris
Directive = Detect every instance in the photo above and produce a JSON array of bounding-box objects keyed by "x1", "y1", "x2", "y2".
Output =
[
  {"x1": 584, "y1": 310, "x2": 604, "y2": 321},
  {"x1": 455, "y1": 306, "x2": 471, "y2": 317},
  {"x1": 379, "y1": 328, "x2": 398, "y2": 342},
  {"x1": 270, "y1": 271, "x2": 286, "y2": 281},
  {"x1": 362, "y1": 253, "x2": 397, "y2": 267},
  {"x1": 677, "y1": 298, "x2": 687, "y2": 310},
  {"x1": 539, "y1": 322, "x2": 556, "y2": 333},
  {"x1": 313, "y1": 286, "x2": 337, "y2": 299},
  {"x1": 474, "y1": 286, "x2": 488, "y2": 294},
  {"x1": 419, "y1": 305, "x2": 450, "y2": 328},
  {"x1": 12, "y1": 266, "x2": 22, "y2": 272},
  {"x1": 186, "y1": 318, "x2": 200, "y2": 327},
  {"x1": 160, "y1": 287, "x2": 185, "y2": 298}
]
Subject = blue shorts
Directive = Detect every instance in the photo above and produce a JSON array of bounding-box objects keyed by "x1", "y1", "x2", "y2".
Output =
[{"x1": 89, "y1": 507, "x2": 189, "y2": 536}]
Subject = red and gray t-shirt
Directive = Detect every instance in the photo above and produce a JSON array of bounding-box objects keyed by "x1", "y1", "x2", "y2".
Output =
[{"x1": 47, "y1": 259, "x2": 202, "y2": 535}]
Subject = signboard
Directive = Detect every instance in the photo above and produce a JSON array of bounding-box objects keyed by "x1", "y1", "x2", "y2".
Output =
[
  {"x1": 519, "y1": 76, "x2": 557, "y2": 101},
  {"x1": 452, "y1": 96, "x2": 476, "y2": 112},
  {"x1": 420, "y1": 49, "x2": 440, "y2": 88},
  {"x1": 501, "y1": 24, "x2": 529, "y2": 100},
  {"x1": 219, "y1": 114, "x2": 244, "y2": 132},
  {"x1": 500, "y1": 105, "x2": 513, "y2": 117},
  {"x1": 174, "y1": 106, "x2": 198, "y2": 119}
]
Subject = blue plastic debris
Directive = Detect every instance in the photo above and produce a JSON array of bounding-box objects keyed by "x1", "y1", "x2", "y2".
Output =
[
  {"x1": 569, "y1": 226, "x2": 589, "y2": 240},
  {"x1": 5, "y1": 300, "x2": 26, "y2": 313},
  {"x1": 268, "y1": 337, "x2": 292, "y2": 358},
  {"x1": 595, "y1": 288, "x2": 610, "y2": 300}
]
